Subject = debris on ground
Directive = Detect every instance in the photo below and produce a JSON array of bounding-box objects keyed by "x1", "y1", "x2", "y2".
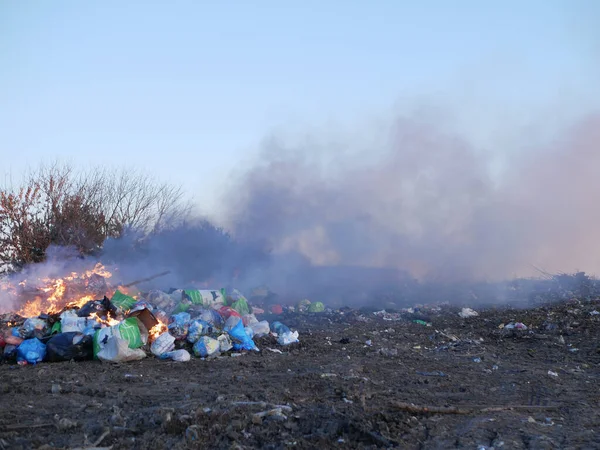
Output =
[
  {"x1": 1, "y1": 269, "x2": 600, "y2": 447},
  {"x1": 1, "y1": 285, "x2": 302, "y2": 365}
]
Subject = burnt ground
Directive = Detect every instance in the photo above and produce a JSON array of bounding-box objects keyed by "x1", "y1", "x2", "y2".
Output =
[{"x1": 1, "y1": 300, "x2": 599, "y2": 450}]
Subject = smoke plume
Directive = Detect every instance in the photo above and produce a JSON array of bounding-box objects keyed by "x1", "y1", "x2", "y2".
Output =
[
  {"x1": 223, "y1": 112, "x2": 600, "y2": 286},
  {"x1": 2, "y1": 110, "x2": 600, "y2": 311}
]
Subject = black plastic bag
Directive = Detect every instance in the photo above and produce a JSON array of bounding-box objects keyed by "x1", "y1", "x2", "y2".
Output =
[
  {"x1": 46, "y1": 332, "x2": 94, "y2": 362},
  {"x1": 77, "y1": 296, "x2": 113, "y2": 317}
]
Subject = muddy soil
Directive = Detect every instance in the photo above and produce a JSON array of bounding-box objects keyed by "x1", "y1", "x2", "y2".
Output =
[{"x1": 1, "y1": 301, "x2": 599, "y2": 449}]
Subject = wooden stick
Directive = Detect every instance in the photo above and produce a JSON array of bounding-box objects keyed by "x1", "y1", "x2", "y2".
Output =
[
  {"x1": 392, "y1": 402, "x2": 560, "y2": 415},
  {"x1": 393, "y1": 402, "x2": 470, "y2": 415},
  {"x1": 121, "y1": 271, "x2": 171, "y2": 288},
  {"x1": 0, "y1": 422, "x2": 54, "y2": 431}
]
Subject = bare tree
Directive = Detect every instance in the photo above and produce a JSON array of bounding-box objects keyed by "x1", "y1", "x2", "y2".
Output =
[{"x1": 0, "y1": 162, "x2": 190, "y2": 273}]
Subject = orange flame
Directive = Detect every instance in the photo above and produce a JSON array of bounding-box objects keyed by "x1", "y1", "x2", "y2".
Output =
[
  {"x1": 5, "y1": 263, "x2": 114, "y2": 317},
  {"x1": 149, "y1": 319, "x2": 168, "y2": 342},
  {"x1": 89, "y1": 312, "x2": 120, "y2": 327}
]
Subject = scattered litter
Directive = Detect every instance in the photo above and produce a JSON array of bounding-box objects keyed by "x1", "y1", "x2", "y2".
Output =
[
  {"x1": 503, "y1": 322, "x2": 528, "y2": 330},
  {"x1": 548, "y1": 370, "x2": 559, "y2": 378},
  {"x1": 416, "y1": 370, "x2": 447, "y2": 377},
  {"x1": 159, "y1": 349, "x2": 191, "y2": 362},
  {"x1": 271, "y1": 321, "x2": 299, "y2": 346},
  {"x1": 458, "y1": 308, "x2": 479, "y2": 318}
]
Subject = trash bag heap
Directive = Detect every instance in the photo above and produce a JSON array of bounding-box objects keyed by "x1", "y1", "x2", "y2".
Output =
[{"x1": 0, "y1": 286, "x2": 305, "y2": 365}]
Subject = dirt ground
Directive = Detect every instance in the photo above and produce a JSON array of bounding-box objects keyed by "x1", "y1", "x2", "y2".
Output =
[{"x1": 1, "y1": 300, "x2": 599, "y2": 449}]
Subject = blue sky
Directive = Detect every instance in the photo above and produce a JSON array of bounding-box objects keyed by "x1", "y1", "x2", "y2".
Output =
[{"x1": 1, "y1": 1, "x2": 598, "y2": 217}]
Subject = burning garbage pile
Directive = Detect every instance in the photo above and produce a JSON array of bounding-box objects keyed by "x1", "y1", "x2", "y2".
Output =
[{"x1": 0, "y1": 266, "x2": 303, "y2": 365}]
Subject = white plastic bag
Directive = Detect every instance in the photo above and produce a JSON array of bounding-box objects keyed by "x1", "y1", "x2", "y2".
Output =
[{"x1": 97, "y1": 336, "x2": 147, "y2": 362}]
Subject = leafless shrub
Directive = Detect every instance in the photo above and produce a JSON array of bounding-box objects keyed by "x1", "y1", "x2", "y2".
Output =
[{"x1": 0, "y1": 162, "x2": 189, "y2": 273}]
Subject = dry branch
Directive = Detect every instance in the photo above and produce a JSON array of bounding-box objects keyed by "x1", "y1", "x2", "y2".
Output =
[{"x1": 392, "y1": 401, "x2": 560, "y2": 415}]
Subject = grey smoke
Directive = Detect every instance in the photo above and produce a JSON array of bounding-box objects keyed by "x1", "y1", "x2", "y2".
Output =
[
  {"x1": 224, "y1": 112, "x2": 600, "y2": 286},
  {"x1": 2, "y1": 111, "x2": 600, "y2": 312}
]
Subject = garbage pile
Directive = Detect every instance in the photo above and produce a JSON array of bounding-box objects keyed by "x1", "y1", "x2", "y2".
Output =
[{"x1": 0, "y1": 287, "x2": 305, "y2": 365}]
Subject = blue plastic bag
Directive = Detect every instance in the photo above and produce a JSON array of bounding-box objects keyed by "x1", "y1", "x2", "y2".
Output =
[
  {"x1": 17, "y1": 338, "x2": 47, "y2": 365},
  {"x1": 168, "y1": 312, "x2": 191, "y2": 341},
  {"x1": 187, "y1": 319, "x2": 213, "y2": 344},
  {"x1": 193, "y1": 336, "x2": 220, "y2": 357},
  {"x1": 270, "y1": 321, "x2": 299, "y2": 345},
  {"x1": 271, "y1": 321, "x2": 290, "y2": 335},
  {"x1": 224, "y1": 317, "x2": 258, "y2": 351},
  {"x1": 199, "y1": 309, "x2": 224, "y2": 328}
]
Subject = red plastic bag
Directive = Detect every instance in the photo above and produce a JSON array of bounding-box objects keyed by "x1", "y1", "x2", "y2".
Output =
[
  {"x1": 4, "y1": 334, "x2": 23, "y2": 346},
  {"x1": 219, "y1": 306, "x2": 241, "y2": 321},
  {"x1": 270, "y1": 304, "x2": 283, "y2": 315}
]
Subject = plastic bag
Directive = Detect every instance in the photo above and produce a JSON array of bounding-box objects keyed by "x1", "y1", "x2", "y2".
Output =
[
  {"x1": 111, "y1": 290, "x2": 137, "y2": 314},
  {"x1": 218, "y1": 334, "x2": 233, "y2": 352},
  {"x1": 242, "y1": 314, "x2": 259, "y2": 327},
  {"x1": 51, "y1": 321, "x2": 62, "y2": 335},
  {"x1": 93, "y1": 317, "x2": 147, "y2": 358},
  {"x1": 219, "y1": 306, "x2": 241, "y2": 321},
  {"x1": 60, "y1": 310, "x2": 89, "y2": 333},
  {"x1": 297, "y1": 299, "x2": 311, "y2": 313},
  {"x1": 308, "y1": 301, "x2": 325, "y2": 313},
  {"x1": 4, "y1": 329, "x2": 23, "y2": 346},
  {"x1": 17, "y1": 338, "x2": 46, "y2": 364},
  {"x1": 2, "y1": 344, "x2": 17, "y2": 361},
  {"x1": 270, "y1": 305, "x2": 283, "y2": 315},
  {"x1": 46, "y1": 332, "x2": 93, "y2": 362},
  {"x1": 168, "y1": 312, "x2": 191, "y2": 340},
  {"x1": 131, "y1": 299, "x2": 154, "y2": 311},
  {"x1": 199, "y1": 309, "x2": 224, "y2": 328},
  {"x1": 146, "y1": 290, "x2": 176, "y2": 313},
  {"x1": 271, "y1": 321, "x2": 299, "y2": 345},
  {"x1": 250, "y1": 320, "x2": 270, "y2": 338},
  {"x1": 230, "y1": 289, "x2": 251, "y2": 316},
  {"x1": 187, "y1": 319, "x2": 213, "y2": 344},
  {"x1": 97, "y1": 336, "x2": 146, "y2": 363},
  {"x1": 193, "y1": 336, "x2": 220, "y2": 357},
  {"x1": 159, "y1": 349, "x2": 191, "y2": 362},
  {"x1": 224, "y1": 316, "x2": 258, "y2": 351},
  {"x1": 77, "y1": 296, "x2": 113, "y2": 318},
  {"x1": 19, "y1": 318, "x2": 48, "y2": 339},
  {"x1": 151, "y1": 332, "x2": 176, "y2": 356},
  {"x1": 183, "y1": 289, "x2": 226, "y2": 309}
]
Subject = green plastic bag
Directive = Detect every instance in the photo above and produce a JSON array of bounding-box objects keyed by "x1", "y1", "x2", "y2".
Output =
[
  {"x1": 308, "y1": 301, "x2": 325, "y2": 313},
  {"x1": 183, "y1": 289, "x2": 226, "y2": 308},
  {"x1": 173, "y1": 301, "x2": 191, "y2": 314},
  {"x1": 51, "y1": 321, "x2": 62, "y2": 334},
  {"x1": 111, "y1": 290, "x2": 137, "y2": 313},
  {"x1": 93, "y1": 317, "x2": 145, "y2": 358},
  {"x1": 231, "y1": 298, "x2": 250, "y2": 316}
]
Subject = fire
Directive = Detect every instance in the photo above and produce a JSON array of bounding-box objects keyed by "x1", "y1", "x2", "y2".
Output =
[
  {"x1": 64, "y1": 295, "x2": 95, "y2": 309},
  {"x1": 89, "y1": 312, "x2": 120, "y2": 327},
  {"x1": 3, "y1": 263, "x2": 114, "y2": 317},
  {"x1": 149, "y1": 319, "x2": 168, "y2": 341}
]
